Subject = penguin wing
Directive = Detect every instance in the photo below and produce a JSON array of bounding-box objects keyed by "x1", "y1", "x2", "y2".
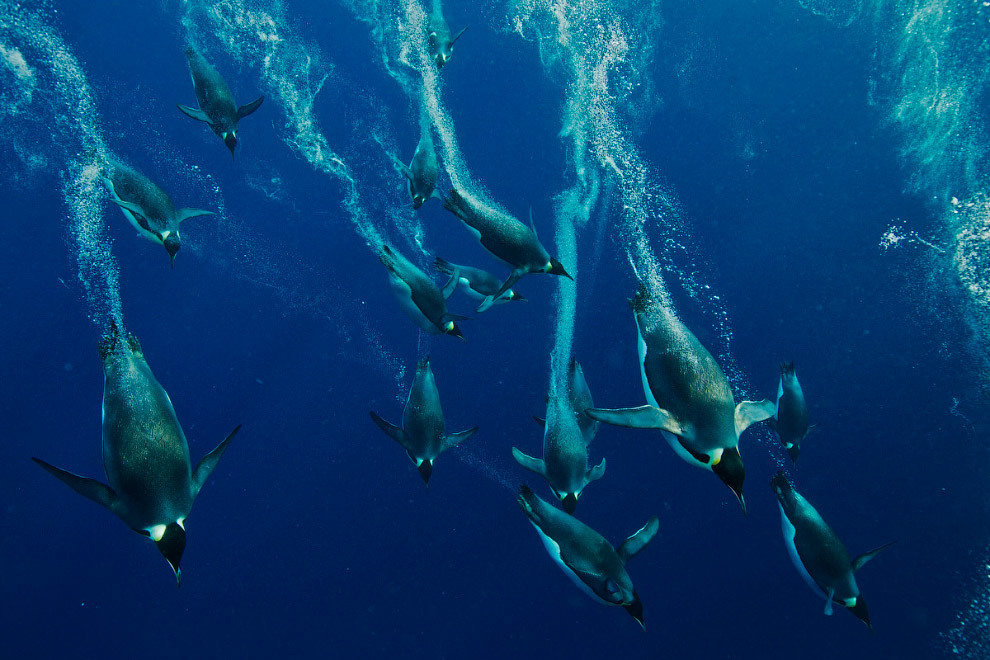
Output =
[
  {"x1": 586, "y1": 405, "x2": 685, "y2": 435},
  {"x1": 191, "y1": 424, "x2": 241, "y2": 500},
  {"x1": 585, "y1": 457, "x2": 606, "y2": 484},
  {"x1": 370, "y1": 411, "x2": 406, "y2": 446},
  {"x1": 734, "y1": 399, "x2": 776, "y2": 436},
  {"x1": 32, "y1": 458, "x2": 116, "y2": 512},
  {"x1": 511, "y1": 447, "x2": 547, "y2": 477},
  {"x1": 444, "y1": 426, "x2": 478, "y2": 450},
  {"x1": 616, "y1": 516, "x2": 660, "y2": 564},
  {"x1": 176, "y1": 103, "x2": 211, "y2": 124},
  {"x1": 852, "y1": 541, "x2": 896, "y2": 572},
  {"x1": 477, "y1": 269, "x2": 524, "y2": 312},
  {"x1": 237, "y1": 96, "x2": 264, "y2": 120},
  {"x1": 176, "y1": 208, "x2": 216, "y2": 224}
]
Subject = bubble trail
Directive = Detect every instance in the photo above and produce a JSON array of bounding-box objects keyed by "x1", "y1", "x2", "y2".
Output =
[
  {"x1": 181, "y1": 0, "x2": 385, "y2": 250},
  {"x1": 0, "y1": 0, "x2": 124, "y2": 333}
]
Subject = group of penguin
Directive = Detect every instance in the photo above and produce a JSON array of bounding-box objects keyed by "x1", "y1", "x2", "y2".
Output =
[{"x1": 30, "y1": 1, "x2": 891, "y2": 635}]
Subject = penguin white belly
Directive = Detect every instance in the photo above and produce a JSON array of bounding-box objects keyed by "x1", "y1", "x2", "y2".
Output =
[
  {"x1": 457, "y1": 277, "x2": 484, "y2": 301},
  {"x1": 388, "y1": 275, "x2": 436, "y2": 333},
  {"x1": 532, "y1": 523, "x2": 609, "y2": 605},
  {"x1": 776, "y1": 377, "x2": 784, "y2": 417},
  {"x1": 779, "y1": 503, "x2": 826, "y2": 599}
]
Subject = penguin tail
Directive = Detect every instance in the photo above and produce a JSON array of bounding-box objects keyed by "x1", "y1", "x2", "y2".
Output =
[
  {"x1": 433, "y1": 256, "x2": 454, "y2": 275},
  {"x1": 779, "y1": 361, "x2": 796, "y2": 376}
]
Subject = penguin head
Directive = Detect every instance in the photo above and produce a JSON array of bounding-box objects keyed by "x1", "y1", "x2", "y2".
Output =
[
  {"x1": 149, "y1": 521, "x2": 186, "y2": 586},
  {"x1": 412, "y1": 193, "x2": 427, "y2": 209},
  {"x1": 506, "y1": 290, "x2": 526, "y2": 302},
  {"x1": 442, "y1": 320, "x2": 465, "y2": 341},
  {"x1": 847, "y1": 595, "x2": 872, "y2": 630},
  {"x1": 545, "y1": 258, "x2": 573, "y2": 280},
  {"x1": 712, "y1": 446, "x2": 746, "y2": 512},
  {"x1": 622, "y1": 590, "x2": 645, "y2": 630},
  {"x1": 163, "y1": 232, "x2": 181, "y2": 267},
  {"x1": 222, "y1": 130, "x2": 237, "y2": 157},
  {"x1": 435, "y1": 50, "x2": 450, "y2": 68},
  {"x1": 417, "y1": 459, "x2": 434, "y2": 485}
]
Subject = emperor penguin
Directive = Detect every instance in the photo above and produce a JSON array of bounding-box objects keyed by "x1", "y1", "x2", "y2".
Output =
[
  {"x1": 513, "y1": 359, "x2": 604, "y2": 513},
  {"x1": 442, "y1": 188, "x2": 571, "y2": 311},
  {"x1": 32, "y1": 325, "x2": 240, "y2": 584},
  {"x1": 370, "y1": 356, "x2": 478, "y2": 484},
  {"x1": 586, "y1": 285, "x2": 775, "y2": 511},
  {"x1": 771, "y1": 471, "x2": 893, "y2": 629},
  {"x1": 379, "y1": 244, "x2": 468, "y2": 339},
  {"x1": 104, "y1": 159, "x2": 214, "y2": 267},
  {"x1": 770, "y1": 362, "x2": 811, "y2": 462},
  {"x1": 517, "y1": 485, "x2": 658, "y2": 629},
  {"x1": 177, "y1": 45, "x2": 264, "y2": 158},
  {"x1": 394, "y1": 107, "x2": 440, "y2": 209},
  {"x1": 433, "y1": 257, "x2": 526, "y2": 305},
  {"x1": 428, "y1": 0, "x2": 467, "y2": 68}
]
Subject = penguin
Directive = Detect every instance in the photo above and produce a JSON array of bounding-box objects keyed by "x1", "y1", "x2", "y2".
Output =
[
  {"x1": 769, "y1": 362, "x2": 811, "y2": 462},
  {"x1": 394, "y1": 106, "x2": 439, "y2": 209},
  {"x1": 104, "y1": 159, "x2": 214, "y2": 267},
  {"x1": 433, "y1": 257, "x2": 526, "y2": 305},
  {"x1": 427, "y1": 0, "x2": 467, "y2": 68},
  {"x1": 517, "y1": 485, "x2": 658, "y2": 629},
  {"x1": 586, "y1": 285, "x2": 775, "y2": 511},
  {"x1": 771, "y1": 471, "x2": 893, "y2": 629},
  {"x1": 370, "y1": 356, "x2": 478, "y2": 484},
  {"x1": 379, "y1": 244, "x2": 468, "y2": 339},
  {"x1": 566, "y1": 358, "x2": 599, "y2": 444},
  {"x1": 441, "y1": 188, "x2": 571, "y2": 311},
  {"x1": 513, "y1": 359, "x2": 604, "y2": 513},
  {"x1": 177, "y1": 45, "x2": 264, "y2": 158},
  {"x1": 31, "y1": 325, "x2": 240, "y2": 585}
]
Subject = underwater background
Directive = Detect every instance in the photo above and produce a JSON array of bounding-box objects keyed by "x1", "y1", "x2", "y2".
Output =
[{"x1": 2, "y1": 0, "x2": 989, "y2": 658}]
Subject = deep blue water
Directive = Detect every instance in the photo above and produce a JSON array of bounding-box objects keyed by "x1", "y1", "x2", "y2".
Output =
[{"x1": 2, "y1": 1, "x2": 988, "y2": 659}]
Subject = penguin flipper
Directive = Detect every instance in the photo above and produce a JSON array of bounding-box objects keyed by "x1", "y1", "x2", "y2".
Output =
[
  {"x1": 176, "y1": 103, "x2": 211, "y2": 123},
  {"x1": 444, "y1": 426, "x2": 478, "y2": 450},
  {"x1": 237, "y1": 95, "x2": 264, "y2": 120},
  {"x1": 176, "y1": 208, "x2": 216, "y2": 224},
  {"x1": 390, "y1": 154, "x2": 415, "y2": 182},
  {"x1": 111, "y1": 199, "x2": 149, "y2": 221},
  {"x1": 852, "y1": 541, "x2": 895, "y2": 572},
  {"x1": 586, "y1": 405, "x2": 684, "y2": 435},
  {"x1": 532, "y1": 416, "x2": 546, "y2": 427},
  {"x1": 370, "y1": 411, "x2": 405, "y2": 445},
  {"x1": 450, "y1": 26, "x2": 468, "y2": 46},
  {"x1": 734, "y1": 399, "x2": 777, "y2": 436},
  {"x1": 31, "y1": 458, "x2": 116, "y2": 511},
  {"x1": 440, "y1": 266, "x2": 461, "y2": 300},
  {"x1": 585, "y1": 457, "x2": 606, "y2": 483},
  {"x1": 478, "y1": 270, "x2": 524, "y2": 312},
  {"x1": 511, "y1": 447, "x2": 547, "y2": 477},
  {"x1": 191, "y1": 424, "x2": 241, "y2": 499},
  {"x1": 616, "y1": 516, "x2": 659, "y2": 564}
]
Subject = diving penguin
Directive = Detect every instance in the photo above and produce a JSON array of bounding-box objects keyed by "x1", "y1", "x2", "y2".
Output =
[
  {"x1": 517, "y1": 485, "x2": 658, "y2": 629},
  {"x1": 177, "y1": 45, "x2": 264, "y2": 158},
  {"x1": 442, "y1": 188, "x2": 571, "y2": 311},
  {"x1": 394, "y1": 106, "x2": 440, "y2": 209},
  {"x1": 771, "y1": 471, "x2": 893, "y2": 629},
  {"x1": 428, "y1": 0, "x2": 467, "y2": 68},
  {"x1": 370, "y1": 356, "x2": 478, "y2": 484},
  {"x1": 32, "y1": 325, "x2": 240, "y2": 584},
  {"x1": 513, "y1": 359, "x2": 604, "y2": 513},
  {"x1": 379, "y1": 244, "x2": 468, "y2": 339},
  {"x1": 769, "y1": 362, "x2": 812, "y2": 462},
  {"x1": 434, "y1": 257, "x2": 526, "y2": 305},
  {"x1": 587, "y1": 285, "x2": 775, "y2": 511},
  {"x1": 104, "y1": 159, "x2": 214, "y2": 267}
]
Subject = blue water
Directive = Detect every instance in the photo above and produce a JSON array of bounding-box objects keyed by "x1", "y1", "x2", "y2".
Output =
[{"x1": 2, "y1": 1, "x2": 988, "y2": 658}]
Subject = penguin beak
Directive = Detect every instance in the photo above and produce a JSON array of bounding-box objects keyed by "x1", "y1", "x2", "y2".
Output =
[
  {"x1": 548, "y1": 258, "x2": 572, "y2": 280},
  {"x1": 560, "y1": 492, "x2": 579, "y2": 514},
  {"x1": 712, "y1": 446, "x2": 746, "y2": 513},
  {"x1": 154, "y1": 522, "x2": 186, "y2": 587},
  {"x1": 623, "y1": 591, "x2": 645, "y2": 630},
  {"x1": 848, "y1": 595, "x2": 872, "y2": 631},
  {"x1": 786, "y1": 444, "x2": 801, "y2": 462},
  {"x1": 417, "y1": 459, "x2": 433, "y2": 485},
  {"x1": 224, "y1": 132, "x2": 237, "y2": 158}
]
